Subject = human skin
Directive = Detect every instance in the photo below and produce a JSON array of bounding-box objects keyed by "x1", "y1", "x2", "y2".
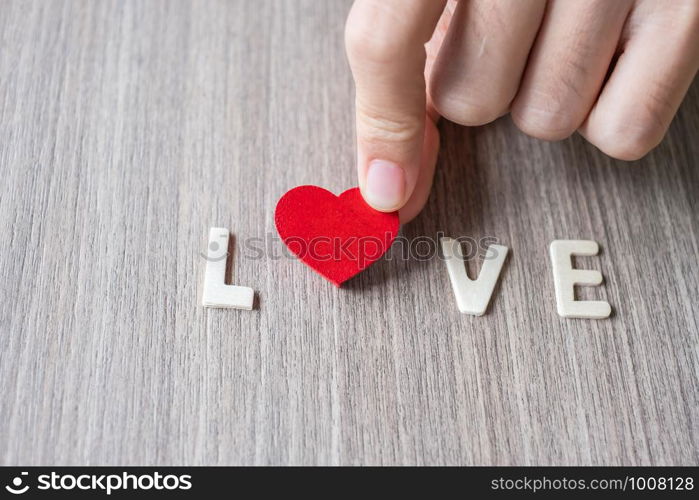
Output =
[{"x1": 344, "y1": 0, "x2": 699, "y2": 222}]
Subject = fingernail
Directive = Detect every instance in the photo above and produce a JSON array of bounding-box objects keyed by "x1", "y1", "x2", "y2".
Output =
[{"x1": 364, "y1": 160, "x2": 405, "y2": 211}]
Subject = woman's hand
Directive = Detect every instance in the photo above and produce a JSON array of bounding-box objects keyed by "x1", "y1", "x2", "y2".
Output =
[{"x1": 345, "y1": 0, "x2": 699, "y2": 222}]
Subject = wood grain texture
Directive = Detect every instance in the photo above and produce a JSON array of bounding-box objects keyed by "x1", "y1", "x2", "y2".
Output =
[{"x1": 0, "y1": 0, "x2": 697, "y2": 465}]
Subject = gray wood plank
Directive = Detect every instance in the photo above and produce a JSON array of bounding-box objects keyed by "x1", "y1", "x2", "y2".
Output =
[{"x1": 0, "y1": 0, "x2": 697, "y2": 465}]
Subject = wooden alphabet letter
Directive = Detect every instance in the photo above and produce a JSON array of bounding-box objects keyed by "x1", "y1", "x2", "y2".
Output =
[
  {"x1": 202, "y1": 227, "x2": 254, "y2": 310},
  {"x1": 549, "y1": 240, "x2": 611, "y2": 319},
  {"x1": 441, "y1": 237, "x2": 508, "y2": 316}
]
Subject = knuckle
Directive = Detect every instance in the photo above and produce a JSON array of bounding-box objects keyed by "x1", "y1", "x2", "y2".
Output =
[
  {"x1": 511, "y1": 69, "x2": 590, "y2": 140},
  {"x1": 357, "y1": 108, "x2": 423, "y2": 146},
  {"x1": 591, "y1": 121, "x2": 664, "y2": 161},
  {"x1": 431, "y1": 86, "x2": 509, "y2": 126},
  {"x1": 597, "y1": 136, "x2": 657, "y2": 161},
  {"x1": 511, "y1": 102, "x2": 579, "y2": 141},
  {"x1": 592, "y1": 94, "x2": 672, "y2": 161}
]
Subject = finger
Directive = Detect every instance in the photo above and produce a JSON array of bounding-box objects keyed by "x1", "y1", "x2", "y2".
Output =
[
  {"x1": 430, "y1": 0, "x2": 546, "y2": 126},
  {"x1": 580, "y1": 1, "x2": 699, "y2": 160},
  {"x1": 345, "y1": 0, "x2": 447, "y2": 212},
  {"x1": 511, "y1": 0, "x2": 634, "y2": 140}
]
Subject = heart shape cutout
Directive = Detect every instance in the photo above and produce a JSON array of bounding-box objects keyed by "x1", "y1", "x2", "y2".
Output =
[{"x1": 275, "y1": 186, "x2": 399, "y2": 286}]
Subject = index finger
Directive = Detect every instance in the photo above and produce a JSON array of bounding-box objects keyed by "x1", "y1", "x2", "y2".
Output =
[{"x1": 345, "y1": 0, "x2": 447, "y2": 211}]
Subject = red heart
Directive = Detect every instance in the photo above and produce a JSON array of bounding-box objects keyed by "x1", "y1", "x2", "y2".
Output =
[{"x1": 275, "y1": 186, "x2": 399, "y2": 286}]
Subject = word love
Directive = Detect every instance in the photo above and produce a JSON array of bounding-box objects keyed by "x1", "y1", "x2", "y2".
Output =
[
  {"x1": 442, "y1": 238, "x2": 611, "y2": 319},
  {"x1": 201, "y1": 186, "x2": 611, "y2": 320},
  {"x1": 200, "y1": 227, "x2": 611, "y2": 319}
]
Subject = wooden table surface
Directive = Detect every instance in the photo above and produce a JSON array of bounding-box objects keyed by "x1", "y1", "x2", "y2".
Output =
[{"x1": 1, "y1": 0, "x2": 697, "y2": 466}]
